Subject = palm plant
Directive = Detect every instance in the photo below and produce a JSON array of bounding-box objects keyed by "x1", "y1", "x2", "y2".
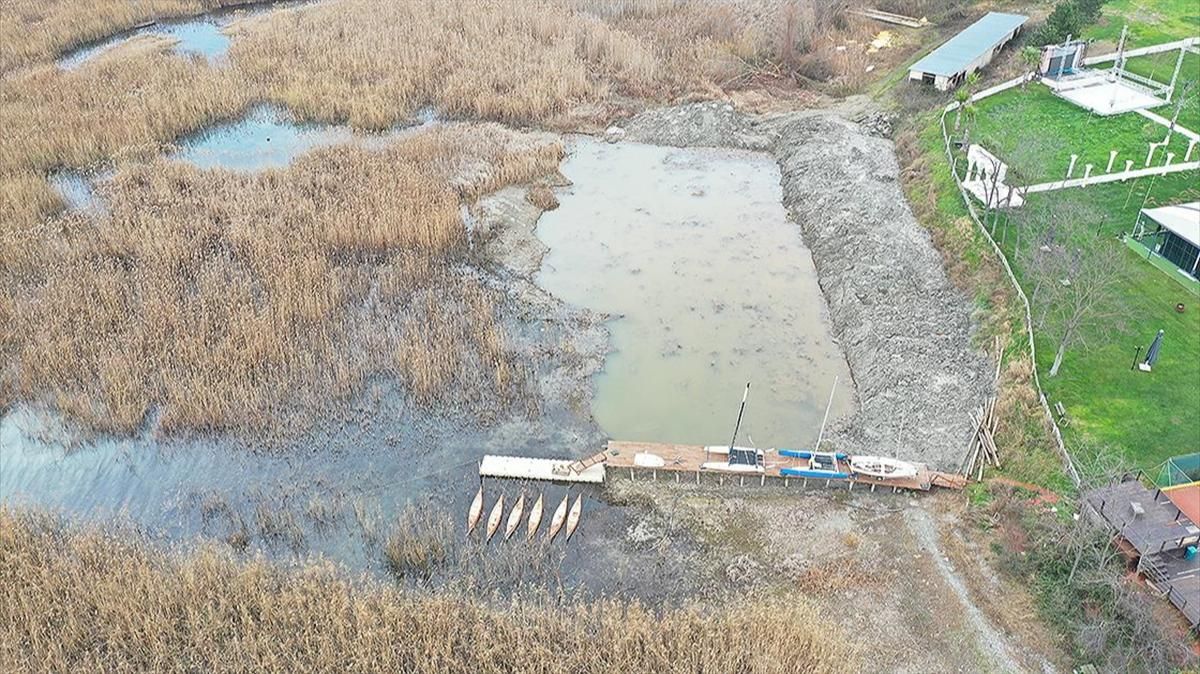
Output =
[{"x1": 1020, "y1": 47, "x2": 1041, "y2": 89}]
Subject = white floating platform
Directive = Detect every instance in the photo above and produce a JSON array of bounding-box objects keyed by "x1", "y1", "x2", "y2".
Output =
[{"x1": 479, "y1": 455, "x2": 605, "y2": 484}]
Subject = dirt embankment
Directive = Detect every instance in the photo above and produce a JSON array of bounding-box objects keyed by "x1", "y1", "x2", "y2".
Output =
[{"x1": 625, "y1": 103, "x2": 993, "y2": 469}]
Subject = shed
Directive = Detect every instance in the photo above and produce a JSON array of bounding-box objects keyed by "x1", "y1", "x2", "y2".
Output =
[
  {"x1": 908, "y1": 12, "x2": 1029, "y2": 91},
  {"x1": 1138, "y1": 202, "x2": 1200, "y2": 279}
]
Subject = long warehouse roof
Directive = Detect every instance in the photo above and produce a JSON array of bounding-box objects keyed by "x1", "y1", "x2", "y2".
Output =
[{"x1": 910, "y1": 12, "x2": 1028, "y2": 77}]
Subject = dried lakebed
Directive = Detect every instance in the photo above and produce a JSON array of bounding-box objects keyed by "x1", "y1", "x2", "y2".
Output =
[{"x1": 4, "y1": 105, "x2": 992, "y2": 602}]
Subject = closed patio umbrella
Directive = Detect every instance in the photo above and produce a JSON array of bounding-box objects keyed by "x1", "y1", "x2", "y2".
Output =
[{"x1": 1144, "y1": 329, "x2": 1165, "y2": 366}]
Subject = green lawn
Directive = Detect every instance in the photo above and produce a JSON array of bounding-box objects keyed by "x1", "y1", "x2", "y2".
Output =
[
  {"x1": 1084, "y1": 0, "x2": 1200, "y2": 45},
  {"x1": 967, "y1": 84, "x2": 1195, "y2": 183},
  {"x1": 987, "y1": 175, "x2": 1200, "y2": 470}
]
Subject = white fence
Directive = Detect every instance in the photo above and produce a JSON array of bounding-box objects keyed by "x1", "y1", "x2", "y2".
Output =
[
  {"x1": 1082, "y1": 37, "x2": 1200, "y2": 65},
  {"x1": 939, "y1": 110, "x2": 1082, "y2": 487}
]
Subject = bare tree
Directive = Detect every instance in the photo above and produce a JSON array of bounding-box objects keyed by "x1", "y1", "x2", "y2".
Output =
[{"x1": 1041, "y1": 241, "x2": 1127, "y2": 377}]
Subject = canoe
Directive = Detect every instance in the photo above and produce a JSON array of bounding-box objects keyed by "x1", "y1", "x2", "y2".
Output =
[
  {"x1": 779, "y1": 449, "x2": 848, "y2": 460},
  {"x1": 467, "y1": 486, "x2": 484, "y2": 535},
  {"x1": 565, "y1": 494, "x2": 583, "y2": 541},
  {"x1": 849, "y1": 455, "x2": 919, "y2": 479},
  {"x1": 703, "y1": 445, "x2": 758, "y2": 455},
  {"x1": 547, "y1": 494, "x2": 569, "y2": 541},
  {"x1": 779, "y1": 467, "x2": 852, "y2": 479},
  {"x1": 527, "y1": 493, "x2": 544, "y2": 541},
  {"x1": 700, "y1": 461, "x2": 763, "y2": 473},
  {"x1": 504, "y1": 493, "x2": 525, "y2": 541},
  {"x1": 485, "y1": 494, "x2": 505, "y2": 542}
]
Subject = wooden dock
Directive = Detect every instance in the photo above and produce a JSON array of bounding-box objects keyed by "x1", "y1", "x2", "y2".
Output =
[
  {"x1": 604, "y1": 440, "x2": 962, "y2": 492},
  {"x1": 478, "y1": 441, "x2": 966, "y2": 492}
]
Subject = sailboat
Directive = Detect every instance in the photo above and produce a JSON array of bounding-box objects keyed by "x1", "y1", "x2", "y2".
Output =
[
  {"x1": 466, "y1": 486, "x2": 484, "y2": 535},
  {"x1": 565, "y1": 494, "x2": 583, "y2": 541},
  {"x1": 547, "y1": 493, "x2": 569, "y2": 541},
  {"x1": 504, "y1": 493, "x2": 526, "y2": 541},
  {"x1": 526, "y1": 493, "x2": 544, "y2": 541},
  {"x1": 485, "y1": 494, "x2": 505, "y2": 542}
]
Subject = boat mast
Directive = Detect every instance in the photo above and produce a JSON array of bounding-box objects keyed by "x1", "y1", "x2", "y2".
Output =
[
  {"x1": 721, "y1": 383, "x2": 751, "y2": 463},
  {"x1": 814, "y1": 376, "x2": 839, "y2": 454}
]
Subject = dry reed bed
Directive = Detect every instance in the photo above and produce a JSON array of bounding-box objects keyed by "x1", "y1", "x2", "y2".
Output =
[
  {"x1": 3, "y1": 123, "x2": 562, "y2": 434},
  {"x1": 0, "y1": 508, "x2": 857, "y2": 673},
  {"x1": 0, "y1": 0, "x2": 871, "y2": 433}
]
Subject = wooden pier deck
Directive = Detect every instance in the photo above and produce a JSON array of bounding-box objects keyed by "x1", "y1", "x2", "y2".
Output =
[
  {"x1": 478, "y1": 441, "x2": 967, "y2": 492},
  {"x1": 603, "y1": 440, "x2": 965, "y2": 492}
]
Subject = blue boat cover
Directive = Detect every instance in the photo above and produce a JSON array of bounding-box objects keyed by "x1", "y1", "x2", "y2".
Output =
[{"x1": 779, "y1": 467, "x2": 852, "y2": 479}]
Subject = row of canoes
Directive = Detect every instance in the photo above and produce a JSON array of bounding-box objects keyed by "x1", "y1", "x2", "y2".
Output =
[{"x1": 466, "y1": 488, "x2": 583, "y2": 543}]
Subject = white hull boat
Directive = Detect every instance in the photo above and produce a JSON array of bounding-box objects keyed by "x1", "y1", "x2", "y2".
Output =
[
  {"x1": 548, "y1": 494, "x2": 569, "y2": 541},
  {"x1": 565, "y1": 494, "x2": 583, "y2": 541},
  {"x1": 485, "y1": 494, "x2": 505, "y2": 542},
  {"x1": 504, "y1": 493, "x2": 525, "y2": 541},
  {"x1": 700, "y1": 461, "x2": 764, "y2": 473},
  {"x1": 467, "y1": 486, "x2": 484, "y2": 535},
  {"x1": 849, "y1": 455, "x2": 919, "y2": 480},
  {"x1": 527, "y1": 493, "x2": 544, "y2": 541}
]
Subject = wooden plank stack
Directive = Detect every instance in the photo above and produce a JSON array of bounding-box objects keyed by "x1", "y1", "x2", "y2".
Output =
[{"x1": 961, "y1": 337, "x2": 1004, "y2": 481}]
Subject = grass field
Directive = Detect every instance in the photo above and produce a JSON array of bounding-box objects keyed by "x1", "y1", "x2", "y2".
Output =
[
  {"x1": 951, "y1": 80, "x2": 1200, "y2": 469},
  {"x1": 968, "y1": 84, "x2": 1195, "y2": 184},
  {"x1": 1083, "y1": 0, "x2": 1200, "y2": 46},
  {"x1": 1003, "y1": 185, "x2": 1200, "y2": 469}
]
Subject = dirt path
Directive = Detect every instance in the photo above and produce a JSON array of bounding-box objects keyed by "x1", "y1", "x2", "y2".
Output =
[{"x1": 905, "y1": 507, "x2": 1031, "y2": 673}]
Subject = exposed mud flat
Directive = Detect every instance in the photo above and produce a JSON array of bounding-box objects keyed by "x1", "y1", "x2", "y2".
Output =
[{"x1": 625, "y1": 102, "x2": 993, "y2": 469}]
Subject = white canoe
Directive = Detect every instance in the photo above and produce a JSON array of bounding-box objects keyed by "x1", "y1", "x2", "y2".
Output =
[
  {"x1": 700, "y1": 461, "x2": 764, "y2": 473},
  {"x1": 485, "y1": 494, "x2": 505, "y2": 542},
  {"x1": 527, "y1": 493, "x2": 544, "y2": 541},
  {"x1": 565, "y1": 494, "x2": 583, "y2": 541},
  {"x1": 504, "y1": 493, "x2": 525, "y2": 541},
  {"x1": 849, "y1": 455, "x2": 919, "y2": 479},
  {"x1": 467, "y1": 486, "x2": 484, "y2": 536},
  {"x1": 547, "y1": 494, "x2": 569, "y2": 541}
]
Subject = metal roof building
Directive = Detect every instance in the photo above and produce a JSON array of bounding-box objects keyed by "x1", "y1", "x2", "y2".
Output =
[
  {"x1": 909, "y1": 12, "x2": 1029, "y2": 91},
  {"x1": 1138, "y1": 202, "x2": 1200, "y2": 278}
]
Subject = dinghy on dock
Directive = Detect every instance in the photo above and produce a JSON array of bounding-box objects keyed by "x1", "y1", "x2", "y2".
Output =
[{"x1": 849, "y1": 455, "x2": 919, "y2": 480}]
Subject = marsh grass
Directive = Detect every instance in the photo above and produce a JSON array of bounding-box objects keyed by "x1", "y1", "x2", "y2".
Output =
[
  {"x1": 4, "y1": 124, "x2": 561, "y2": 434},
  {"x1": 0, "y1": 508, "x2": 858, "y2": 673},
  {"x1": 384, "y1": 507, "x2": 453, "y2": 582}
]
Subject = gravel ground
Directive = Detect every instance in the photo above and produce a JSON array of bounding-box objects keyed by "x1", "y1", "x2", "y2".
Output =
[{"x1": 622, "y1": 103, "x2": 993, "y2": 470}]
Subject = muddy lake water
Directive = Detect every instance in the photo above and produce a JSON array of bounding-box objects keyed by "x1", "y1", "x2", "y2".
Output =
[
  {"x1": 9, "y1": 123, "x2": 856, "y2": 597},
  {"x1": 537, "y1": 137, "x2": 855, "y2": 448}
]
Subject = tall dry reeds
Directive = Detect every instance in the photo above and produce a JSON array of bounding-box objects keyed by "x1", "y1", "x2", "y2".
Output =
[
  {"x1": 4, "y1": 124, "x2": 561, "y2": 434},
  {"x1": 0, "y1": 508, "x2": 859, "y2": 673}
]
